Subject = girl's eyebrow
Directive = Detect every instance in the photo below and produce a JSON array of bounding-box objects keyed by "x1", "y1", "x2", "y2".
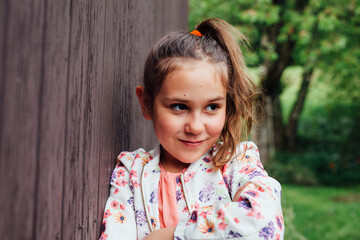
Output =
[
  {"x1": 208, "y1": 97, "x2": 226, "y2": 102},
  {"x1": 162, "y1": 97, "x2": 188, "y2": 102}
]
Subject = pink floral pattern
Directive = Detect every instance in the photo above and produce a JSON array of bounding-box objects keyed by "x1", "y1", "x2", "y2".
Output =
[{"x1": 99, "y1": 142, "x2": 284, "y2": 240}]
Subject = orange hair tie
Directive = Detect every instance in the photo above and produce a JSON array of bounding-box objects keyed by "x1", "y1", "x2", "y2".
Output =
[{"x1": 190, "y1": 29, "x2": 202, "y2": 37}]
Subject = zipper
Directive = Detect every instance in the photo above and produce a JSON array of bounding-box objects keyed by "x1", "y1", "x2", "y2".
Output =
[
  {"x1": 140, "y1": 165, "x2": 154, "y2": 232},
  {"x1": 180, "y1": 174, "x2": 194, "y2": 213}
]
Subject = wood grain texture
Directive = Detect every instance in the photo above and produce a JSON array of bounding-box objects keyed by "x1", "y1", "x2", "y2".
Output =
[
  {"x1": 34, "y1": 1, "x2": 71, "y2": 239},
  {"x1": 0, "y1": 0, "x2": 45, "y2": 239},
  {"x1": 0, "y1": 0, "x2": 187, "y2": 239}
]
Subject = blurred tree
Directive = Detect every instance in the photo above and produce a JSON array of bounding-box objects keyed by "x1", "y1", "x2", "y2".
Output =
[{"x1": 189, "y1": 0, "x2": 360, "y2": 161}]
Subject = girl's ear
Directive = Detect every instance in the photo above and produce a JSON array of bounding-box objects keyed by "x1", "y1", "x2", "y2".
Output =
[{"x1": 136, "y1": 86, "x2": 152, "y2": 120}]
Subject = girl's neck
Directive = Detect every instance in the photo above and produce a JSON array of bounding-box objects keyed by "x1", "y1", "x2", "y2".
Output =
[{"x1": 159, "y1": 146, "x2": 190, "y2": 173}]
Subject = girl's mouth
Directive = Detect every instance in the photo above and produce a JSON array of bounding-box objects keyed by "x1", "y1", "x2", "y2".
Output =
[{"x1": 179, "y1": 140, "x2": 204, "y2": 147}]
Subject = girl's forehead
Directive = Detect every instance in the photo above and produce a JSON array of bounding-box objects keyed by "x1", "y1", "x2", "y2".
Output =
[
  {"x1": 164, "y1": 59, "x2": 228, "y2": 84},
  {"x1": 158, "y1": 62, "x2": 226, "y2": 99},
  {"x1": 167, "y1": 58, "x2": 218, "y2": 70}
]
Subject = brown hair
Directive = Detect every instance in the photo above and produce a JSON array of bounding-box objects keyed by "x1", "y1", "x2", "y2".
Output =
[{"x1": 143, "y1": 18, "x2": 259, "y2": 170}]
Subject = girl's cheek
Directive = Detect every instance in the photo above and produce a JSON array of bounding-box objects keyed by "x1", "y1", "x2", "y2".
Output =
[
  {"x1": 155, "y1": 114, "x2": 182, "y2": 131},
  {"x1": 207, "y1": 116, "x2": 226, "y2": 134}
]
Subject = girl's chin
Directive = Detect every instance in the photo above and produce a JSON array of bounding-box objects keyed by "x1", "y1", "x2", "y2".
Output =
[
  {"x1": 175, "y1": 153, "x2": 206, "y2": 164},
  {"x1": 160, "y1": 144, "x2": 210, "y2": 165}
]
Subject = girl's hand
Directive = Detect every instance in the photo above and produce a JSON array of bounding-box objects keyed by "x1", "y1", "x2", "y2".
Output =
[
  {"x1": 233, "y1": 182, "x2": 250, "y2": 201},
  {"x1": 143, "y1": 226, "x2": 176, "y2": 240}
]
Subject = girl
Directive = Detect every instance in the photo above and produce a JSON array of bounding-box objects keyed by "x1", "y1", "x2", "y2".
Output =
[{"x1": 99, "y1": 18, "x2": 284, "y2": 240}]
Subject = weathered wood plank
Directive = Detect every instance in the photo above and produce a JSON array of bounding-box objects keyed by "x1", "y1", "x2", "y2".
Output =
[
  {"x1": 61, "y1": 0, "x2": 92, "y2": 238},
  {"x1": 96, "y1": 0, "x2": 120, "y2": 236},
  {"x1": 33, "y1": 1, "x2": 70, "y2": 239},
  {"x1": 81, "y1": 0, "x2": 106, "y2": 239},
  {"x1": 0, "y1": 0, "x2": 45, "y2": 239}
]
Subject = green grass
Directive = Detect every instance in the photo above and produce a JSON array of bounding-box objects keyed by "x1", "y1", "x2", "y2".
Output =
[{"x1": 282, "y1": 184, "x2": 360, "y2": 240}]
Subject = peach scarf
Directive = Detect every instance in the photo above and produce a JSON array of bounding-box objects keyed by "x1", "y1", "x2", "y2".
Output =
[{"x1": 158, "y1": 165, "x2": 186, "y2": 228}]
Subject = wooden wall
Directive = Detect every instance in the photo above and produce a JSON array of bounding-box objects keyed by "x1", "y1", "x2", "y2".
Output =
[{"x1": 0, "y1": 0, "x2": 187, "y2": 239}]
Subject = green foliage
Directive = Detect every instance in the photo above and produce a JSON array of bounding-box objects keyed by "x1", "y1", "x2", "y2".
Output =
[
  {"x1": 279, "y1": 66, "x2": 303, "y2": 124},
  {"x1": 268, "y1": 76, "x2": 360, "y2": 185},
  {"x1": 297, "y1": 104, "x2": 360, "y2": 185},
  {"x1": 282, "y1": 184, "x2": 360, "y2": 240},
  {"x1": 266, "y1": 66, "x2": 360, "y2": 186}
]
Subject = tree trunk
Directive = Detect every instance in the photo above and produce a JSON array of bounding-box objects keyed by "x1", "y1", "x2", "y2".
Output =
[
  {"x1": 254, "y1": 96, "x2": 276, "y2": 164},
  {"x1": 271, "y1": 92, "x2": 285, "y2": 150},
  {"x1": 285, "y1": 68, "x2": 314, "y2": 151}
]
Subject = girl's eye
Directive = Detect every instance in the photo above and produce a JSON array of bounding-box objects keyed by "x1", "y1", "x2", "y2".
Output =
[
  {"x1": 171, "y1": 104, "x2": 187, "y2": 111},
  {"x1": 206, "y1": 104, "x2": 219, "y2": 111}
]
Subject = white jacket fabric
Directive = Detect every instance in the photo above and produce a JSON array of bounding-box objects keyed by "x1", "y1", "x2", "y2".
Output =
[{"x1": 99, "y1": 142, "x2": 284, "y2": 240}]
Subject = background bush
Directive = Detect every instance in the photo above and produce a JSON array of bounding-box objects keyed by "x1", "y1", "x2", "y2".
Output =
[{"x1": 265, "y1": 67, "x2": 360, "y2": 186}]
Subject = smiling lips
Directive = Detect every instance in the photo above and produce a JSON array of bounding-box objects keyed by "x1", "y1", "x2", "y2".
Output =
[{"x1": 179, "y1": 139, "x2": 205, "y2": 147}]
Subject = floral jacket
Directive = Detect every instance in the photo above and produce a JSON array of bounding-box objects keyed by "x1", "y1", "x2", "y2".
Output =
[{"x1": 99, "y1": 142, "x2": 284, "y2": 240}]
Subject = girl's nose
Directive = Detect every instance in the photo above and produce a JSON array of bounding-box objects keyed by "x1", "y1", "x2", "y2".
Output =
[{"x1": 185, "y1": 113, "x2": 204, "y2": 135}]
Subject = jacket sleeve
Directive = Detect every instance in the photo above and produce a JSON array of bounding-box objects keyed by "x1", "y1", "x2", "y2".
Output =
[
  {"x1": 99, "y1": 152, "x2": 137, "y2": 240},
  {"x1": 174, "y1": 142, "x2": 284, "y2": 240}
]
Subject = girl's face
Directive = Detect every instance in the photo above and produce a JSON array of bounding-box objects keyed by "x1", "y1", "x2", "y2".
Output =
[{"x1": 138, "y1": 61, "x2": 226, "y2": 171}]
